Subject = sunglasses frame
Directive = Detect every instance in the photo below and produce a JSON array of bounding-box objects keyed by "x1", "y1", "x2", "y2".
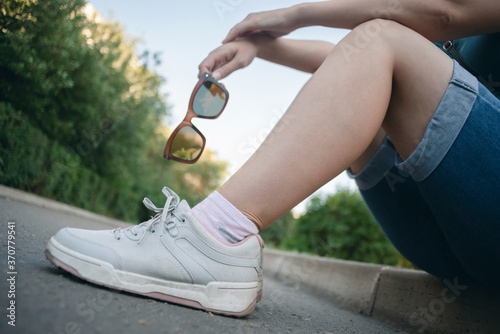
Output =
[{"x1": 163, "y1": 72, "x2": 229, "y2": 164}]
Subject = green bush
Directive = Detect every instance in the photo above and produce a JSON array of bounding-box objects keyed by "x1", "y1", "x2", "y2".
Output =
[
  {"x1": 261, "y1": 189, "x2": 402, "y2": 266},
  {"x1": 259, "y1": 211, "x2": 297, "y2": 248},
  {"x1": 0, "y1": 102, "x2": 140, "y2": 220}
]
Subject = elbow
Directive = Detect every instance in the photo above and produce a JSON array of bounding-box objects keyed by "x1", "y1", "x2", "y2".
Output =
[
  {"x1": 434, "y1": 10, "x2": 453, "y2": 31},
  {"x1": 426, "y1": 1, "x2": 464, "y2": 40}
]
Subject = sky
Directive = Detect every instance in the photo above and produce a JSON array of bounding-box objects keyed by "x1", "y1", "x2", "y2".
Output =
[{"x1": 88, "y1": 0, "x2": 356, "y2": 213}]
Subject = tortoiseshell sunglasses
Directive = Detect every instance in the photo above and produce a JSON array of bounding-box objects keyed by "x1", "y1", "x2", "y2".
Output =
[{"x1": 163, "y1": 72, "x2": 229, "y2": 163}]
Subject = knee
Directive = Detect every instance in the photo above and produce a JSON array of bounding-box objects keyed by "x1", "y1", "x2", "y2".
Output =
[
  {"x1": 353, "y1": 18, "x2": 409, "y2": 41},
  {"x1": 338, "y1": 19, "x2": 411, "y2": 61}
]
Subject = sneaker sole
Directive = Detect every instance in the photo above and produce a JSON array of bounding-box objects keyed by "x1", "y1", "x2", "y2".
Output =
[{"x1": 46, "y1": 237, "x2": 262, "y2": 317}]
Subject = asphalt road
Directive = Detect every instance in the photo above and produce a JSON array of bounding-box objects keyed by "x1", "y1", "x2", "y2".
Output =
[{"x1": 0, "y1": 195, "x2": 404, "y2": 334}]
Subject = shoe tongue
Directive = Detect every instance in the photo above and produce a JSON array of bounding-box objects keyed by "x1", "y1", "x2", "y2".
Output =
[{"x1": 176, "y1": 199, "x2": 191, "y2": 213}]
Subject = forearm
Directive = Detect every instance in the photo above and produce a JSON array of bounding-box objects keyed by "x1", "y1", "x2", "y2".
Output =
[
  {"x1": 293, "y1": 0, "x2": 500, "y2": 41},
  {"x1": 252, "y1": 36, "x2": 334, "y2": 74}
]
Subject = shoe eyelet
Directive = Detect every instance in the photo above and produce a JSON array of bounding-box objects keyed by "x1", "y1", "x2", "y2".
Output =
[
  {"x1": 134, "y1": 233, "x2": 138, "y2": 236},
  {"x1": 181, "y1": 218, "x2": 186, "y2": 223},
  {"x1": 151, "y1": 229, "x2": 156, "y2": 234},
  {"x1": 117, "y1": 237, "x2": 121, "y2": 241}
]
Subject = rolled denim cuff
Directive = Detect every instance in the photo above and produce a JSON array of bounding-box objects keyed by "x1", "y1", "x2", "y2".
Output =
[
  {"x1": 396, "y1": 60, "x2": 478, "y2": 182},
  {"x1": 347, "y1": 137, "x2": 397, "y2": 190}
]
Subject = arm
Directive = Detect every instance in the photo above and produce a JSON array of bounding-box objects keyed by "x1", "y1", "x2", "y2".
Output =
[
  {"x1": 296, "y1": 0, "x2": 500, "y2": 41},
  {"x1": 198, "y1": 35, "x2": 334, "y2": 79},
  {"x1": 256, "y1": 37, "x2": 334, "y2": 74},
  {"x1": 224, "y1": 0, "x2": 500, "y2": 43}
]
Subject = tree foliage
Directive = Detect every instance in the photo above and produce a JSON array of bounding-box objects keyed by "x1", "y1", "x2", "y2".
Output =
[
  {"x1": 0, "y1": 0, "x2": 227, "y2": 222},
  {"x1": 261, "y1": 189, "x2": 403, "y2": 266},
  {"x1": 259, "y1": 211, "x2": 297, "y2": 248}
]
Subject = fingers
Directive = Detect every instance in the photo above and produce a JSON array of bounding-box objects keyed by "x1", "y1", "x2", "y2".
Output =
[
  {"x1": 198, "y1": 46, "x2": 237, "y2": 80},
  {"x1": 212, "y1": 59, "x2": 244, "y2": 80},
  {"x1": 198, "y1": 41, "x2": 258, "y2": 80},
  {"x1": 222, "y1": 25, "x2": 246, "y2": 44},
  {"x1": 198, "y1": 57, "x2": 216, "y2": 78},
  {"x1": 222, "y1": 8, "x2": 293, "y2": 43},
  {"x1": 222, "y1": 14, "x2": 257, "y2": 44}
]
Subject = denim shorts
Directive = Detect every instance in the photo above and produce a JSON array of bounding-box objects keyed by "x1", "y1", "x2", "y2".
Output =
[{"x1": 348, "y1": 60, "x2": 500, "y2": 287}]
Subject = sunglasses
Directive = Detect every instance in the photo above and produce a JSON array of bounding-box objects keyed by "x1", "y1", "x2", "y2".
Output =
[{"x1": 163, "y1": 72, "x2": 229, "y2": 164}]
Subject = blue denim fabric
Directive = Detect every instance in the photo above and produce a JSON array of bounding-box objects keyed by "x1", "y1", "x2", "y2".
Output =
[{"x1": 349, "y1": 61, "x2": 500, "y2": 287}]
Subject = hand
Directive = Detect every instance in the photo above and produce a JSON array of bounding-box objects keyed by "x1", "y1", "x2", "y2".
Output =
[
  {"x1": 222, "y1": 6, "x2": 300, "y2": 44},
  {"x1": 198, "y1": 38, "x2": 260, "y2": 80}
]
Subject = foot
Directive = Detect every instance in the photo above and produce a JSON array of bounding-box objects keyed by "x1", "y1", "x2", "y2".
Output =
[{"x1": 45, "y1": 187, "x2": 264, "y2": 316}]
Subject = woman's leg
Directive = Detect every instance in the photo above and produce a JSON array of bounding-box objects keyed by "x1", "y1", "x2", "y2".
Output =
[{"x1": 219, "y1": 19, "x2": 453, "y2": 230}]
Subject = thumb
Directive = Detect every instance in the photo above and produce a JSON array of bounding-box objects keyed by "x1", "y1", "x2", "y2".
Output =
[
  {"x1": 212, "y1": 63, "x2": 237, "y2": 81},
  {"x1": 213, "y1": 57, "x2": 250, "y2": 80}
]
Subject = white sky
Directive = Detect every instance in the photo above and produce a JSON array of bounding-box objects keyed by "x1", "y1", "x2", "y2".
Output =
[{"x1": 88, "y1": 0, "x2": 356, "y2": 213}]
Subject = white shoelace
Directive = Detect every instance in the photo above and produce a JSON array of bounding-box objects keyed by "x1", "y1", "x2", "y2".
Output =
[{"x1": 113, "y1": 187, "x2": 185, "y2": 244}]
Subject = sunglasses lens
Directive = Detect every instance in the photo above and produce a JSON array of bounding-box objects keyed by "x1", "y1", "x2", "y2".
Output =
[
  {"x1": 192, "y1": 81, "x2": 227, "y2": 117},
  {"x1": 170, "y1": 126, "x2": 203, "y2": 161}
]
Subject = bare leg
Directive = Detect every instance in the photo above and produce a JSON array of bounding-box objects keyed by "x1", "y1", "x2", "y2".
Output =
[
  {"x1": 349, "y1": 128, "x2": 387, "y2": 175},
  {"x1": 219, "y1": 19, "x2": 453, "y2": 230}
]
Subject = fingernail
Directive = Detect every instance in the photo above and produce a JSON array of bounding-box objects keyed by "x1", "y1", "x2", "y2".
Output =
[{"x1": 213, "y1": 71, "x2": 221, "y2": 80}]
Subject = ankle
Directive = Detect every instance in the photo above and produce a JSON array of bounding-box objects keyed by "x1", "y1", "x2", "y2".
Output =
[
  {"x1": 191, "y1": 191, "x2": 259, "y2": 244},
  {"x1": 238, "y1": 209, "x2": 265, "y2": 232}
]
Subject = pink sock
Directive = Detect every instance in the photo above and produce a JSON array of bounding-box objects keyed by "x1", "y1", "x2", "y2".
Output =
[{"x1": 191, "y1": 191, "x2": 259, "y2": 243}]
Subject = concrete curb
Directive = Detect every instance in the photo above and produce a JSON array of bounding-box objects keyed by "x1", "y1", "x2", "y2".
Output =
[
  {"x1": 0, "y1": 185, "x2": 131, "y2": 228},
  {"x1": 263, "y1": 249, "x2": 500, "y2": 334}
]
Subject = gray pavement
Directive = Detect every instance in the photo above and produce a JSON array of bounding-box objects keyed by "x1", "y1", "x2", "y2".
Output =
[{"x1": 0, "y1": 195, "x2": 403, "y2": 334}]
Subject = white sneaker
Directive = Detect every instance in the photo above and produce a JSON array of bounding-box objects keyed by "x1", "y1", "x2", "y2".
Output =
[{"x1": 45, "y1": 187, "x2": 264, "y2": 316}]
